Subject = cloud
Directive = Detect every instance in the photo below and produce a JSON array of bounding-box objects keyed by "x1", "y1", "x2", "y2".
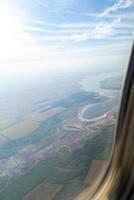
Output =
[
  {"x1": 91, "y1": 18, "x2": 121, "y2": 39},
  {"x1": 20, "y1": 17, "x2": 134, "y2": 43},
  {"x1": 100, "y1": 0, "x2": 134, "y2": 16},
  {"x1": 32, "y1": 0, "x2": 134, "y2": 20},
  {"x1": 0, "y1": 0, "x2": 133, "y2": 75},
  {"x1": 21, "y1": 25, "x2": 92, "y2": 34},
  {"x1": 70, "y1": 33, "x2": 90, "y2": 41},
  {"x1": 30, "y1": 18, "x2": 97, "y2": 29},
  {"x1": 70, "y1": 18, "x2": 122, "y2": 41},
  {"x1": 33, "y1": 18, "x2": 122, "y2": 42},
  {"x1": 33, "y1": 0, "x2": 79, "y2": 10}
]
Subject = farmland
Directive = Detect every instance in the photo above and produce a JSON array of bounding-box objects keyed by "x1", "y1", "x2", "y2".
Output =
[
  {"x1": 0, "y1": 124, "x2": 114, "y2": 200},
  {"x1": 0, "y1": 73, "x2": 119, "y2": 200},
  {"x1": 23, "y1": 183, "x2": 63, "y2": 200},
  {"x1": 0, "y1": 118, "x2": 17, "y2": 130},
  {"x1": 1, "y1": 107, "x2": 65, "y2": 140},
  {"x1": 24, "y1": 107, "x2": 65, "y2": 122},
  {"x1": 2, "y1": 120, "x2": 40, "y2": 139}
]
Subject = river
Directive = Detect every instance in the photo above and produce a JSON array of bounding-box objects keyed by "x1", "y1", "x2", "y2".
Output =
[{"x1": 79, "y1": 69, "x2": 123, "y2": 122}]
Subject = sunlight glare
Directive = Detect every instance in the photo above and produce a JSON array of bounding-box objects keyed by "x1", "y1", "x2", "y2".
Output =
[{"x1": 0, "y1": 2, "x2": 23, "y2": 58}]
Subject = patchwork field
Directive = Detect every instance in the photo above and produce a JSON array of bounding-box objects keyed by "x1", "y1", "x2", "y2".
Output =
[
  {"x1": 23, "y1": 183, "x2": 63, "y2": 200},
  {"x1": 2, "y1": 120, "x2": 40, "y2": 139},
  {"x1": 0, "y1": 124, "x2": 114, "y2": 200},
  {"x1": 1, "y1": 107, "x2": 65, "y2": 140},
  {"x1": 0, "y1": 118, "x2": 17, "y2": 130},
  {"x1": 54, "y1": 181, "x2": 86, "y2": 200},
  {"x1": 24, "y1": 107, "x2": 65, "y2": 122}
]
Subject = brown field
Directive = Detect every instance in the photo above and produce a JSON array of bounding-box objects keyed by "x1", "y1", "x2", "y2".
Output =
[
  {"x1": 24, "y1": 107, "x2": 65, "y2": 122},
  {"x1": 1, "y1": 107, "x2": 65, "y2": 139},
  {"x1": 0, "y1": 118, "x2": 17, "y2": 130},
  {"x1": 85, "y1": 160, "x2": 107, "y2": 185},
  {"x1": 23, "y1": 183, "x2": 63, "y2": 200},
  {"x1": 2, "y1": 120, "x2": 40, "y2": 139}
]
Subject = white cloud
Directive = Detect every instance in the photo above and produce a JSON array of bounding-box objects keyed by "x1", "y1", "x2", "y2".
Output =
[
  {"x1": 91, "y1": 18, "x2": 121, "y2": 39},
  {"x1": 21, "y1": 24, "x2": 94, "y2": 34},
  {"x1": 34, "y1": 0, "x2": 79, "y2": 10},
  {"x1": 69, "y1": 19, "x2": 121, "y2": 41},
  {"x1": 70, "y1": 33, "x2": 90, "y2": 41},
  {"x1": 30, "y1": 19, "x2": 97, "y2": 29},
  {"x1": 0, "y1": 0, "x2": 133, "y2": 76},
  {"x1": 34, "y1": 18, "x2": 122, "y2": 42},
  {"x1": 100, "y1": 0, "x2": 134, "y2": 16}
]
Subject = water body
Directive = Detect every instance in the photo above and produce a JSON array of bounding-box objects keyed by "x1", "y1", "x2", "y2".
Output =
[
  {"x1": 79, "y1": 69, "x2": 123, "y2": 97},
  {"x1": 79, "y1": 70, "x2": 122, "y2": 121},
  {"x1": 81, "y1": 98, "x2": 118, "y2": 122}
]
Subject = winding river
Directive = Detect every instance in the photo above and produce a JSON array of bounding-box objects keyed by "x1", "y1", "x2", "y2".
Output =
[{"x1": 79, "y1": 70, "x2": 122, "y2": 122}]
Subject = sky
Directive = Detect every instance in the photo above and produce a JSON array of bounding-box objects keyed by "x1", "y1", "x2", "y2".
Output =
[{"x1": 0, "y1": 0, "x2": 134, "y2": 77}]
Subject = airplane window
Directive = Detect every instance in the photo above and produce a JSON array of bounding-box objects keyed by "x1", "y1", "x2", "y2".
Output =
[{"x1": 0, "y1": 1, "x2": 133, "y2": 200}]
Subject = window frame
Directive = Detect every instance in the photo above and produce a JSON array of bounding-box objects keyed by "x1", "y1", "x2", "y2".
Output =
[{"x1": 90, "y1": 41, "x2": 134, "y2": 200}]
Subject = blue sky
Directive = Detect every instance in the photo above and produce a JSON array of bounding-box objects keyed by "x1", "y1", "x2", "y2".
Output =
[{"x1": 0, "y1": 0, "x2": 134, "y2": 76}]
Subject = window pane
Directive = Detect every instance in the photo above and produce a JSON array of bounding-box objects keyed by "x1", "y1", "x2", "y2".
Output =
[{"x1": 0, "y1": 1, "x2": 133, "y2": 200}]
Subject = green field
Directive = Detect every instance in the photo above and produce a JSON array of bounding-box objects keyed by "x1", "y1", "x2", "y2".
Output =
[
  {"x1": 0, "y1": 124, "x2": 114, "y2": 200},
  {"x1": 23, "y1": 183, "x2": 63, "y2": 200},
  {"x1": 0, "y1": 115, "x2": 61, "y2": 160}
]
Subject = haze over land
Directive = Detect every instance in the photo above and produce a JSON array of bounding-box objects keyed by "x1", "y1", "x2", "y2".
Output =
[
  {"x1": 0, "y1": 0, "x2": 133, "y2": 199},
  {"x1": 0, "y1": 68, "x2": 122, "y2": 200}
]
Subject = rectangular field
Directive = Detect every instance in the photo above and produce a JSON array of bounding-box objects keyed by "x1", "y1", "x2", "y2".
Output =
[
  {"x1": 0, "y1": 118, "x2": 17, "y2": 130},
  {"x1": 2, "y1": 107, "x2": 65, "y2": 139},
  {"x1": 23, "y1": 183, "x2": 63, "y2": 200},
  {"x1": 2, "y1": 120, "x2": 40, "y2": 139},
  {"x1": 25, "y1": 107, "x2": 65, "y2": 122}
]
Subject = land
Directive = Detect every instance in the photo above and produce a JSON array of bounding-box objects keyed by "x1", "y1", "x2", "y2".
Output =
[
  {"x1": 2, "y1": 120, "x2": 40, "y2": 139},
  {"x1": 100, "y1": 76, "x2": 122, "y2": 90},
  {"x1": 23, "y1": 183, "x2": 63, "y2": 200},
  {"x1": 0, "y1": 123, "x2": 114, "y2": 200},
  {"x1": 0, "y1": 118, "x2": 17, "y2": 130},
  {"x1": 0, "y1": 72, "x2": 120, "y2": 200}
]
